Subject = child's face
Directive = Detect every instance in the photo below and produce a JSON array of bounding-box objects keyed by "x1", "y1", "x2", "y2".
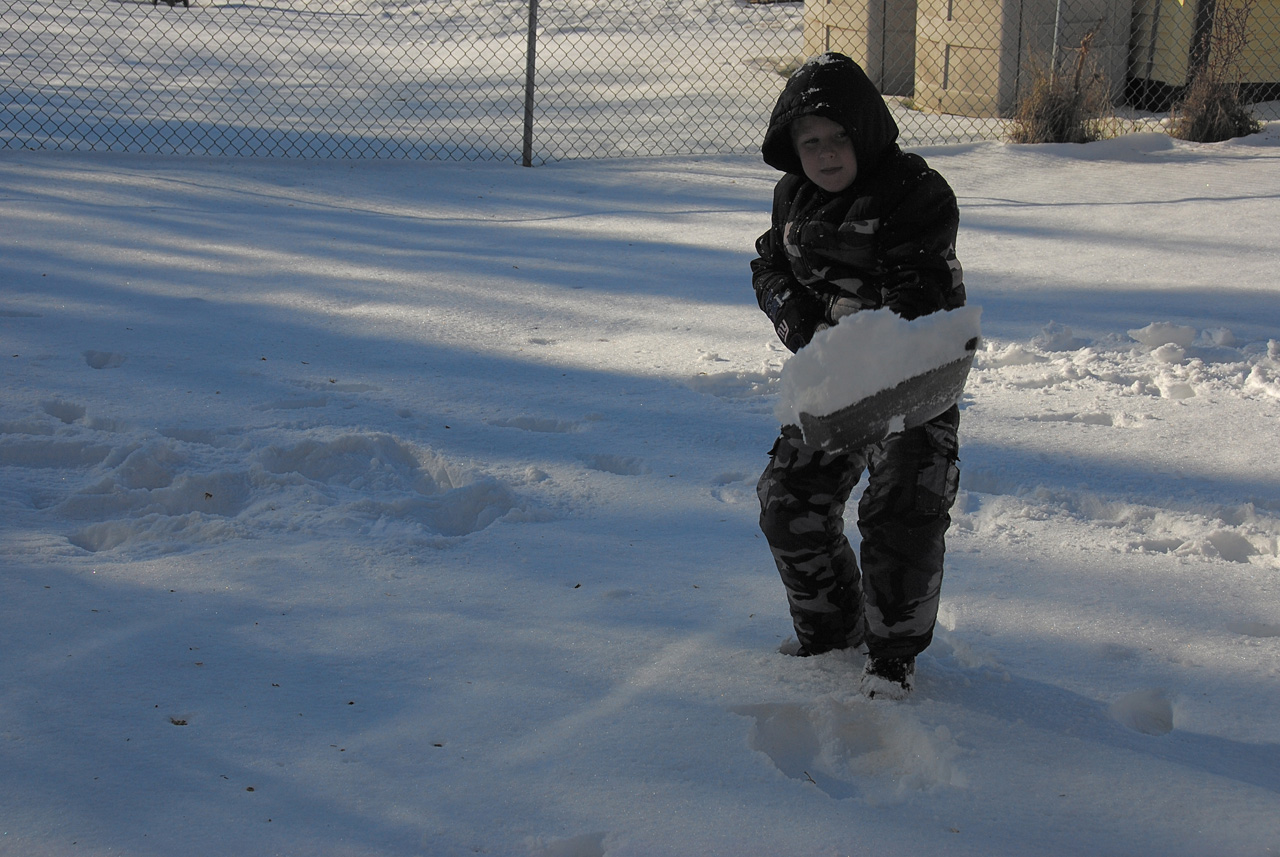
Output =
[{"x1": 792, "y1": 114, "x2": 858, "y2": 193}]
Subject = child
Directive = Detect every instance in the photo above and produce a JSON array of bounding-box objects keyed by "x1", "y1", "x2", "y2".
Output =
[{"x1": 752, "y1": 53, "x2": 966, "y2": 699}]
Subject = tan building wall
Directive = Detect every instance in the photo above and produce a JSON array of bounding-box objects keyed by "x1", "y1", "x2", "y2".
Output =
[
  {"x1": 1131, "y1": 0, "x2": 1280, "y2": 87},
  {"x1": 803, "y1": 0, "x2": 918, "y2": 95},
  {"x1": 802, "y1": 0, "x2": 1179, "y2": 118},
  {"x1": 913, "y1": 0, "x2": 1129, "y2": 117}
]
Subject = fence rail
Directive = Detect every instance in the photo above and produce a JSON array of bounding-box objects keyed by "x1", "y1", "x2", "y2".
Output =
[{"x1": 2, "y1": 0, "x2": 1278, "y2": 164}]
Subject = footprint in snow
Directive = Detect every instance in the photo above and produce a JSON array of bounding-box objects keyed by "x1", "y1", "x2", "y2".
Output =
[
  {"x1": 1109, "y1": 689, "x2": 1174, "y2": 736},
  {"x1": 530, "y1": 832, "x2": 607, "y2": 857},
  {"x1": 1226, "y1": 620, "x2": 1280, "y2": 638},
  {"x1": 83, "y1": 350, "x2": 126, "y2": 370},
  {"x1": 710, "y1": 472, "x2": 755, "y2": 505},
  {"x1": 734, "y1": 697, "x2": 964, "y2": 800},
  {"x1": 41, "y1": 399, "x2": 86, "y2": 424}
]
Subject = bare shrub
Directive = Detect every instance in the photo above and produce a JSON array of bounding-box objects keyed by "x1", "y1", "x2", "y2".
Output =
[
  {"x1": 1008, "y1": 28, "x2": 1112, "y2": 144},
  {"x1": 1169, "y1": 0, "x2": 1263, "y2": 142}
]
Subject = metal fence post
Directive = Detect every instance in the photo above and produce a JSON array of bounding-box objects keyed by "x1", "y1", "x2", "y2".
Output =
[
  {"x1": 1051, "y1": 0, "x2": 1064, "y2": 82},
  {"x1": 522, "y1": 0, "x2": 539, "y2": 167}
]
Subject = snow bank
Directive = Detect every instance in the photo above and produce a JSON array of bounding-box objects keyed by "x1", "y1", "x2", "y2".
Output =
[{"x1": 9, "y1": 422, "x2": 523, "y2": 556}]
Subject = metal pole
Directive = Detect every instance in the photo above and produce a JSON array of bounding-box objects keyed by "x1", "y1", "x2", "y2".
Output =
[
  {"x1": 1050, "y1": 0, "x2": 1064, "y2": 83},
  {"x1": 522, "y1": 0, "x2": 539, "y2": 167}
]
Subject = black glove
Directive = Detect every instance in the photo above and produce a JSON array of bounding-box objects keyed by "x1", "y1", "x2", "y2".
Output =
[
  {"x1": 762, "y1": 287, "x2": 823, "y2": 352},
  {"x1": 880, "y1": 270, "x2": 938, "y2": 320}
]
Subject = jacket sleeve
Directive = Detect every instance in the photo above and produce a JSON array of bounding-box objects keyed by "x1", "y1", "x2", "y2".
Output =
[
  {"x1": 874, "y1": 159, "x2": 966, "y2": 319},
  {"x1": 750, "y1": 175, "x2": 825, "y2": 351}
]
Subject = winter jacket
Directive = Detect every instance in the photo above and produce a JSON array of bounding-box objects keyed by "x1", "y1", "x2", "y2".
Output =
[{"x1": 752, "y1": 53, "x2": 965, "y2": 352}]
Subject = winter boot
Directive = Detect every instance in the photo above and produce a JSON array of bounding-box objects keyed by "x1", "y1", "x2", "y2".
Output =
[{"x1": 859, "y1": 655, "x2": 915, "y2": 700}]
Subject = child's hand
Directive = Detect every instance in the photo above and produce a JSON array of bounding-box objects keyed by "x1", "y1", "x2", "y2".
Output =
[
  {"x1": 880, "y1": 270, "x2": 938, "y2": 320},
  {"x1": 763, "y1": 287, "x2": 823, "y2": 352}
]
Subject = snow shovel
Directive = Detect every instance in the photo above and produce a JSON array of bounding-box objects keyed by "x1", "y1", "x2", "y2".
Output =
[{"x1": 797, "y1": 336, "x2": 979, "y2": 454}]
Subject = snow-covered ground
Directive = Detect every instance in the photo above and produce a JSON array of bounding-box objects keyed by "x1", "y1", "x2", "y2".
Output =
[{"x1": 3, "y1": 125, "x2": 1280, "y2": 856}]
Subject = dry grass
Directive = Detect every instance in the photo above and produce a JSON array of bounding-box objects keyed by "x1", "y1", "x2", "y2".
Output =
[
  {"x1": 1168, "y1": 0, "x2": 1263, "y2": 142},
  {"x1": 1170, "y1": 77, "x2": 1263, "y2": 141},
  {"x1": 1008, "y1": 29, "x2": 1112, "y2": 144}
]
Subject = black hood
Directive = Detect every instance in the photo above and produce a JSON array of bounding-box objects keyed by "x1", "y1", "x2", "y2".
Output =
[{"x1": 761, "y1": 53, "x2": 899, "y2": 179}]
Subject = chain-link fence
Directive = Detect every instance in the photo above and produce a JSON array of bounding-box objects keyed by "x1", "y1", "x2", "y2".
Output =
[{"x1": 3, "y1": 0, "x2": 1278, "y2": 164}]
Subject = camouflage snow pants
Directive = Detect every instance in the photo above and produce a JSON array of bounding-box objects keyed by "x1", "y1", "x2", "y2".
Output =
[{"x1": 757, "y1": 405, "x2": 960, "y2": 658}]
